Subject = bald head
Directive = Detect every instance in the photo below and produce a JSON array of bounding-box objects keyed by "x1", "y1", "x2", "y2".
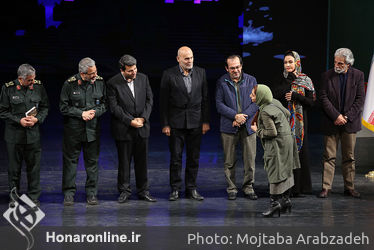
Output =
[{"x1": 177, "y1": 46, "x2": 194, "y2": 71}]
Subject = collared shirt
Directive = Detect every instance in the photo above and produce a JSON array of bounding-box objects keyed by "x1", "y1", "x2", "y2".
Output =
[
  {"x1": 121, "y1": 73, "x2": 135, "y2": 98},
  {"x1": 179, "y1": 66, "x2": 193, "y2": 94}
]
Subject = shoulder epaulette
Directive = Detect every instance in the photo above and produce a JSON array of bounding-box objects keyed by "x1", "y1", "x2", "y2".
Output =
[
  {"x1": 34, "y1": 80, "x2": 42, "y2": 85},
  {"x1": 67, "y1": 76, "x2": 77, "y2": 83},
  {"x1": 96, "y1": 75, "x2": 103, "y2": 80},
  {"x1": 5, "y1": 81, "x2": 14, "y2": 88}
]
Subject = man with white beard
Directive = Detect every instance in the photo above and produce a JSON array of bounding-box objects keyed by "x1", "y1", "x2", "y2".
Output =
[{"x1": 318, "y1": 48, "x2": 365, "y2": 199}]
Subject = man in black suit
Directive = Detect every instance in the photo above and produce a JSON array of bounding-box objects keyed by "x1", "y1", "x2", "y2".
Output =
[
  {"x1": 107, "y1": 54, "x2": 156, "y2": 203},
  {"x1": 160, "y1": 46, "x2": 210, "y2": 201}
]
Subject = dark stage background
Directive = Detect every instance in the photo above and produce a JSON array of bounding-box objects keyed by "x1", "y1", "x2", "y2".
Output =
[{"x1": 0, "y1": 0, "x2": 372, "y2": 172}]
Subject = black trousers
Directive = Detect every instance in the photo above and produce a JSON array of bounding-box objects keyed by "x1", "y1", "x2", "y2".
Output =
[
  {"x1": 292, "y1": 133, "x2": 312, "y2": 194},
  {"x1": 169, "y1": 127, "x2": 202, "y2": 191},
  {"x1": 115, "y1": 133, "x2": 149, "y2": 196},
  {"x1": 6, "y1": 141, "x2": 41, "y2": 200},
  {"x1": 62, "y1": 136, "x2": 100, "y2": 196}
]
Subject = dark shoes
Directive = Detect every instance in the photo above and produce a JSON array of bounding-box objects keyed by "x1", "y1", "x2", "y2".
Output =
[
  {"x1": 319, "y1": 189, "x2": 361, "y2": 198},
  {"x1": 118, "y1": 192, "x2": 130, "y2": 203},
  {"x1": 245, "y1": 192, "x2": 258, "y2": 200},
  {"x1": 318, "y1": 189, "x2": 330, "y2": 198},
  {"x1": 118, "y1": 192, "x2": 156, "y2": 202},
  {"x1": 344, "y1": 189, "x2": 361, "y2": 198},
  {"x1": 169, "y1": 190, "x2": 204, "y2": 201},
  {"x1": 228, "y1": 192, "x2": 237, "y2": 200},
  {"x1": 139, "y1": 193, "x2": 157, "y2": 202},
  {"x1": 169, "y1": 190, "x2": 179, "y2": 201},
  {"x1": 263, "y1": 195, "x2": 282, "y2": 217},
  {"x1": 87, "y1": 195, "x2": 99, "y2": 205},
  {"x1": 32, "y1": 199, "x2": 40, "y2": 207},
  {"x1": 186, "y1": 190, "x2": 204, "y2": 201},
  {"x1": 63, "y1": 195, "x2": 74, "y2": 206},
  {"x1": 31, "y1": 199, "x2": 41, "y2": 211},
  {"x1": 9, "y1": 200, "x2": 15, "y2": 208}
]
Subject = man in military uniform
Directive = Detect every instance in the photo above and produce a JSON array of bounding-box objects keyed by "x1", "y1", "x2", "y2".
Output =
[
  {"x1": 0, "y1": 64, "x2": 49, "y2": 208},
  {"x1": 60, "y1": 57, "x2": 106, "y2": 206}
]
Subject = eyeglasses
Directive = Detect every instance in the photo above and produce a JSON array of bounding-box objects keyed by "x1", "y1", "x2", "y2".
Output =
[{"x1": 228, "y1": 66, "x2": 242, "y2": 71}]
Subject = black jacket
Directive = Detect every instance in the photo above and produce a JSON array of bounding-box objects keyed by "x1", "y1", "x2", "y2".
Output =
[
  {"x1": 159, "y1": 65, "x2": 209, "y2": 129},
  {"x1": 106, "y1": 72, "x2": 153, "y2": 140}
]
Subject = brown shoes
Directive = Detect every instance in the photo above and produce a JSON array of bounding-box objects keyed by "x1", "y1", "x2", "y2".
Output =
[
  {"x1": 318, "y1": 189, "x2": 361, "y2": 199},
  {"x1": 344, "y1": 189, "x2": 361, "y2": 198},
  {"x1": 318, "y1": 189, "x2": 329, "y2": 198}
]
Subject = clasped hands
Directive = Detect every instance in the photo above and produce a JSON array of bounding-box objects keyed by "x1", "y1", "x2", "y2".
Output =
[
  {"x1": 334, "y1": 114, "x2": 348, "y2": 126},
  {"x1": 232, "y1": 113, "x2": 248, "y2": 127},
  {"x1": 82, "y1": 110, "x2": 96, "y2": 121},
  {"x1": 162, "y1": 123, "x2": 210, "y2": 137},
  {"x1": 131, "y1": 117, "x2": 145, "y2": 128},
  {"x1": 20, "y1": 116, "x2": 38, "y2": 127}
]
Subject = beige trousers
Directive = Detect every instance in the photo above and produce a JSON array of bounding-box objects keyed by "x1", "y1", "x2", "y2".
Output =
[{"x1": 322, "y1": 132, "x2": 357, "y2": 191}]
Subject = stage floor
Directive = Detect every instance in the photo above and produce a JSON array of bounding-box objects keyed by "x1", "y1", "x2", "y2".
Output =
[{"x1": 1, "y1": 129, "x2": 374, "y2": 227}]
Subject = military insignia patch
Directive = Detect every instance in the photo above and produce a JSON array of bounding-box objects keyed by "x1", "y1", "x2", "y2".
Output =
[
  {"x1": 67, "y1": 76, "x2": 77, "y2": 82},
  {"x1": 5, "y1": 81, "x2": 14, "y2": 87}
]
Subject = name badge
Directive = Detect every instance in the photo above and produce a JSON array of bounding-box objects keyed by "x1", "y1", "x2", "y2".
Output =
[
  {"x1": 95, "y1": 99, "x2": 100, "y2": 105},
  {"x1": 73, "y1": 91, "x2": 80, "y2": 95},
  {"x1": 12, "y1": 96, "x2": 20, "y2": 100}
]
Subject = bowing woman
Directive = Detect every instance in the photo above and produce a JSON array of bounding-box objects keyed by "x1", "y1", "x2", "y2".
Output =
[
  {"x1": 269, "y1": 50, "x2": 315, "y2": 196},
  {"x1": 250, "y1": 85, "x2": 300, "y2": 217}
]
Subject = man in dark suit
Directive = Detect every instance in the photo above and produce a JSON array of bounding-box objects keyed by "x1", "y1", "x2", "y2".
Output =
[
  {"x1": 107, "y1": 54, "x2": 156, "y2": 203},
  {"x1": 160, "y1": 46, "x2": 210, "y2": 201},
  {"x1": 319, "y1": 48, "x2": 365, "y2": 199}
]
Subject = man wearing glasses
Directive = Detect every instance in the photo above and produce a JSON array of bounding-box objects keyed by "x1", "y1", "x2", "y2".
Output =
[
  {"x1": 215, "y1": 55, "x2": 258, "y2": 200},
  {"x1": 319, "y1": 48, "x2": 365, "y2": 199},
  {"x1": 60, "y1": 57, "x2": 107, "y2": 205}
]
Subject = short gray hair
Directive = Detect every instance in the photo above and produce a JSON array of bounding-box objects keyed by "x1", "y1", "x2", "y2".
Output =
[
  {"x1": 119, "y1": 54, "x2": 137, "y2": 70},
  {"x1": 17, "y1": 64, "x2": 36, "y2": 79},
  {"x1": 78, "y1": 57, "x2": 96, "y2": 73},
  {"x1": 334, "y1": 48, "x2": 354, "y2": 66}
]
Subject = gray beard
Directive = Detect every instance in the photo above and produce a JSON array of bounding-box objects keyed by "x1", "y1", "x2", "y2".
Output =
[{"x1": 334, "y1": 65, "x2": 348, "y2": 74}]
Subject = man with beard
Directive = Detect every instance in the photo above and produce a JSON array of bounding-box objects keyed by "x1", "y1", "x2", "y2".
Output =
[
  {"x1": 319, "y1": 48, "x2": 365, "y2": 199},
  {"x1": 216, "y1": 55, "x2": 258, "y2": 200},
  {"x1": 60, "y1": 57, "x2": 106, "y2": 206},
  {"x1": 0, "y1": 64, "x2": 49, "y2": 208},
  {"x1": 160, "y1": 46, "x2": 210, "y2": 201}
]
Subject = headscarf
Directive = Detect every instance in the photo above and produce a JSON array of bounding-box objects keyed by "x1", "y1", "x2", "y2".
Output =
[
  {"x1": 255, "y1": 84, "x2": 273, "y2": 110},
  {"x1": 284, "y1": 51, "x2": 315, "y2": 151}
]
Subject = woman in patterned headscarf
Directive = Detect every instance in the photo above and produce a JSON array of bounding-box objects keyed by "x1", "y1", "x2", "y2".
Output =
[{"x1": 269, "y1": 50, "x2": 315, "y2": 197}]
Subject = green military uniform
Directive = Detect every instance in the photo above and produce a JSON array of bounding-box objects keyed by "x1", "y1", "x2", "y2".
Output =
[
  {"x1": 59, "y1": 74, "x2": 106, "y2": 197},
  {"x1": 0, "y1": 79, "x2": 49, "y2": 200}
]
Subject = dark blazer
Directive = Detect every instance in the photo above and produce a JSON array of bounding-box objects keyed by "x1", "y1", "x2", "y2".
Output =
[
  {"x1": 319, "y1": 67, "x2": 365, "y2": 135},
  {"x1": 106, "y1": 72, "x2": 153, "y2": 140},
  {"x1": 160, "y1": 65, "x2": 209, "y2": 129}
]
